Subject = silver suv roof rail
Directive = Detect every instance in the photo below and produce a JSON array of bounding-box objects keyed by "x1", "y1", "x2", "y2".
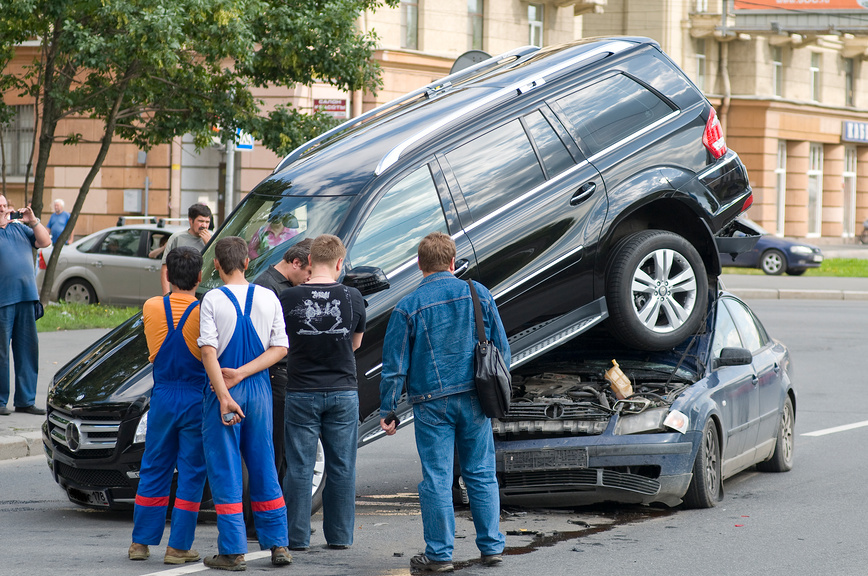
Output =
[
  {"x1": 375, "y1": 39, "x2": 636, "y2": 176},
  {"x1": 272, "y1": 45, "x2": 540, "y2": 175}
]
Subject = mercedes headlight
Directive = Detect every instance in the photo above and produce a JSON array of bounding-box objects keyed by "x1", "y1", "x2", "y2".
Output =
[{"x1": 133, "y1": 411, "x2": 148, "y2": 444}]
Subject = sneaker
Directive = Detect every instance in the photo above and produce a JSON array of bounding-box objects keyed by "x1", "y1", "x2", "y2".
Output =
[
  {"x1": 203, "y1": 554, "x2": 247, "y2": 571},
  {"x1": 271, "y1": 546, "x2": 292, "y2": 566},
  {"x1": 410, "y1": 554, "x2": 454, "y2": 573},
  {"x1": 164, "y1": 546, "x2": 200, "y2": 565},
  {"x1": 481, "y1": 554, "x2": 503, "y2": 566},
  {"x1": 327, "y1": 544, "x2": 350, "y2": 550},
  {"x1": 0, "y1": 406, "x2": 10, "y2": 416},
  {"x1": 128, "y1": 543, "x2": 149, "y2": 561}
]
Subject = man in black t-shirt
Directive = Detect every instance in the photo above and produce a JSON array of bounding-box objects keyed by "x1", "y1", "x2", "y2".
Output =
[{"x1": 279, "y1": 235, "x2": 365, "y2": 551}]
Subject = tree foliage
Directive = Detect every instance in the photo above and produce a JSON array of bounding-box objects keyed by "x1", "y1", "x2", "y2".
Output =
[{"x1": 0, "y1": 0, "x2": 398, "y2": 302}]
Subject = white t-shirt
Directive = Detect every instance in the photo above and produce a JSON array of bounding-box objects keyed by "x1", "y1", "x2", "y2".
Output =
[{"x1": 197, "y1": 283, "x2": 289, "y2": 358}]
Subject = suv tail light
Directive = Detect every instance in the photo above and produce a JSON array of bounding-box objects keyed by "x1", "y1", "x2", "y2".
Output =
[
  {"x1": 702, "y1": 107, "x2": 727, "y2": 160},
  {"x1": 38, "y1": 250, "x2": 46, "y2": 270}
]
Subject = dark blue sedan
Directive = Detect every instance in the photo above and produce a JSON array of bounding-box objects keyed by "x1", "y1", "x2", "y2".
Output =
[
  {"x1": 494, "y1": 290, "x2": 795, "y2": 508},
  {"x1": 719, "y1": 217, "x2": 823, "y2": 275}
]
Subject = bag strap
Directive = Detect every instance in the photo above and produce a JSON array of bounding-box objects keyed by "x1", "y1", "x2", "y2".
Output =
[{"x1": 467, "y1": 280, "x2": 486, "y2": 344}]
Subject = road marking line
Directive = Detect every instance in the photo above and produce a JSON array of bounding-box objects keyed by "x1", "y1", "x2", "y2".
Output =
[
  {"x1": 142, "y1": 551, "x2": 270, "y2": 576},
  {"x1": 802, "y1": 420, "x2": 868, "y2": 437}
]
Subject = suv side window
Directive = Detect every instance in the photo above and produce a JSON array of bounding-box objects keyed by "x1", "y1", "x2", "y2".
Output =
[
  {"x1": 555, "y1": 73, "x2": 674, "y2": 156},
  {"x1": 522, "y1": 110, "x2": 575, "y2": 178},
  {"x1": 445, "y1": 119, "x2": 545, "y2": 217},
  {"x1": 351, "y1": 164, "x2": 448, "y2": 274}
]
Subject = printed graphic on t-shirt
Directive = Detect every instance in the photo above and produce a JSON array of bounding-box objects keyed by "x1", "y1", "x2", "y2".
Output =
[{"x1": 291, "y1": 289, "x2": 349, "y2": 336}]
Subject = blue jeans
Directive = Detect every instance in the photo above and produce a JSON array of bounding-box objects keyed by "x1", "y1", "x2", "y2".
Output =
[
  {"x1": 413, "y1": 390, "x2": 505, "y2": 561},
  {"x1": 0, "y1": 302, "x2": 38, "y2": 408},
  {"x1": 284, "y1": 390, "x2": 359, "y2": 548}
]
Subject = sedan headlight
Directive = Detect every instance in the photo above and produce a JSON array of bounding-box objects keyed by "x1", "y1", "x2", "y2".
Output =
[
  {"x1": 133, "y1": 411, "x2": 148, "y2": 444},
  {"x1": 790, "y1": 245, "x2": 813, "y2": 255},
  {"x1": 614, "y1": 407, "x2": 668, "y2": 435}
]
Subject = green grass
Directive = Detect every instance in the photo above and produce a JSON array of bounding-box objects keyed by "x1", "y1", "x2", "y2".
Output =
[
  {"x1": 37, "y1": 301, "x2": 140, "y2": 332},
  {"x1": 723, "y1": 257, "x2": 868, "y2": 277}
]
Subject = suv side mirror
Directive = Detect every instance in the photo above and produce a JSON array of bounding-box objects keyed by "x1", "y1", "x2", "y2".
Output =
[
  {"x1": 714, "y1": 347, "x2": 752, "y2": 369},
  {"x1": 342, "y1": 266, "x2": 390, "y2": 296}
]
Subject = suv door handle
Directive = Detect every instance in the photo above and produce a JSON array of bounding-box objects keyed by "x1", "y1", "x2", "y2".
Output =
[
  {"x1": 91, "y1": 261, "x2": 103, "y2": 268},
  {"x1": 454, "y1": 259, "x2": 470, "y2": 276},
  {"x1": 570, "y1": 182, "x2": 596, "y2": 206}
]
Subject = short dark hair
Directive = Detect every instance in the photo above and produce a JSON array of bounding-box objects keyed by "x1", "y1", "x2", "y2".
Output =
[
  {"x1": 282, "y1": 238, "x2": 313, "y2": 265},
  {"x1": 310, "y1": 234, "x2": 346, "y2": 266},
  {"x1": 214, "y1": 236, "x2": 248, "y2": 274},
  {"x1": 418, "y1": 232, "x2": 455, "y2": 273},
  {"x1": 188, "y1": 203, "x2": 212, "y2": 221},
  {"x1": 166, "y1": 246, "x2": 203, "y2": 291}
]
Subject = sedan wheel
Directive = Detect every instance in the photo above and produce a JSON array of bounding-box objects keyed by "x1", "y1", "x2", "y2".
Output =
[
  {"x1": 757, "y1": 396, "x2": 795, "y2": 473},
  {"x1": 760, "y1": 249, "x2": 786, "y2": 275},
  {"x1": 683, "y1": 420, "x2": 722, "y2": 509},
  {"x1": 606, "y1": 230, "x2": 708, "y2": 351},
  {"x1": 60, "y1": 278, "x2": 97, "y2": 304}
]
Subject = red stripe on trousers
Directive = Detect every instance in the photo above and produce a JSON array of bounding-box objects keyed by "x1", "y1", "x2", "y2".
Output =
[
  {"x1": 251, "y1": 497, "x2": 285, "y2": 512},
  {"x1": 215, "y1": 502, "x2": 243, "y2": 515},
  {"x1": 173, "y1": 498, "x2": 201, "y2": 512},
  {"x1": 135, "y1": 494, "x2": 169, "y2": 507}
]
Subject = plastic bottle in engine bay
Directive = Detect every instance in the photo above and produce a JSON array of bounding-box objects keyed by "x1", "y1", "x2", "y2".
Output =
[{"x1": 605, "y1": 359, "x2": 633, "y2": 399}]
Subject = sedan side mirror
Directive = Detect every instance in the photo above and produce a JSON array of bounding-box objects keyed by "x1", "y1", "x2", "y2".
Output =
[
  {"x1": 342, "y1": 265, "x2": 390, "y2": 296},
  {"x1": 714, "y1": 347, "x2": 752, "y2": 369}
]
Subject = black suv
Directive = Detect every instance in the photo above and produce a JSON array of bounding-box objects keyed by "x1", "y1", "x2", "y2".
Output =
[{"x1": 43, "y1": 36, "x2": 753, "y2": 510}]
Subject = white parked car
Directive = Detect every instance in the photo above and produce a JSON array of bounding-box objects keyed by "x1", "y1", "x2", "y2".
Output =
[{"x1": 36, "y1": 223, "x2": 185, "y2": 306}]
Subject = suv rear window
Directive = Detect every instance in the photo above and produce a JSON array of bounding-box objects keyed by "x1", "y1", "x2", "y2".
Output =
[{"x1": 554, "y1": 73, "x2": 674, "y2": 156}]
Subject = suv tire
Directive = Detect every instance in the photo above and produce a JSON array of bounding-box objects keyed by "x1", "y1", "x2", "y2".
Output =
[{"x1": 606, "y1": 230, "x2": 708, "y2": 351}]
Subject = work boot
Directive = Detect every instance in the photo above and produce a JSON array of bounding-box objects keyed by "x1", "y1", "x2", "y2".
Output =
[
  {"x1": 410, "y1": 554, "x2": 454, "y2": 572},
  {"x1": 164, "y1": 546, "x2": 200, "y2": 565},
  {"x1": 128, "y1": 542, "x2": 149, "y2": 560},
  {"x1": 481, "y1": 554, "x2": 503, "y2": 566},
  {"x1": 203, "y1": 554, "x2": 247, "y2": 571},
  {"x1": 271, "y1": 546, "x2": 292, "y2": 566}
]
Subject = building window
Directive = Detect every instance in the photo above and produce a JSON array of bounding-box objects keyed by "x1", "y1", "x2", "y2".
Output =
[
  {"x1": 695, "y1": 0, "x2": 708, "y2": 12},
  {"x1": 807, "y1": 143, "x2": 823, "y2": 237},
  {"x1": 0, "y1": 105, "x2": 34, "y2": 178},
  {"x1": 775, "y1": 140, "x2": 787, "y2": 235},
  {"x1": 528, "y1": 4, "x2": 543, "y2": 48},
  {"x1": 810, "y1": 52, "x2": 821, "y2": 102},
  {"x1": 401, "y1": 0, "x2": 418, "y2": 50},
  {"x1": 843, "y1": 146, "x2": 857, "y2": 237},
  {"x1": 772, "y1": 46, "x2": 783, "y2": 97},
  {"x1": 696, "y1": 39, "x2": 707, "y2": 92},
  {"x1": 845, "y1": 57, "x2": 856, "y2": 107},
  {"x1": 468, "y1": 0, "x2": 483, "y2": 51}
]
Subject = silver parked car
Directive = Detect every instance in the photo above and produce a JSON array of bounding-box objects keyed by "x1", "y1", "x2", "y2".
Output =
[{"x1": 36, "y1": 223, "x2": 184, "y2": 306}]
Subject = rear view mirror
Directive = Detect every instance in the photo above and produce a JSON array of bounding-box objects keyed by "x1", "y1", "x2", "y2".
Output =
[
  {"x1": 342, "y1": 266, "x2": 390, "y2": 296},
  {"x1": 714, "y1": 347, "x2": 752, "y2": 368}
]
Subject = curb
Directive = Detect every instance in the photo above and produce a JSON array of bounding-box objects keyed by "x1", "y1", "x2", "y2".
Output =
[
  {"x1": 729, "y1": 289, "x2": 868, "y2": 301},
  {"x1": 0, "y1": 430, "x2": 43, "y2": 461}
]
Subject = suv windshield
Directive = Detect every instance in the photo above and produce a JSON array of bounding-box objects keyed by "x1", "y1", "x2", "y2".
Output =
[{"x1": 199, "y1": 194, "x2": 353, "y2": 293}]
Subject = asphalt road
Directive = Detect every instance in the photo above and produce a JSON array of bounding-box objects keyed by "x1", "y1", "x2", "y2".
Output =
[{"x1": 1, "y1": 298, "x2": 866, "y2": 575}]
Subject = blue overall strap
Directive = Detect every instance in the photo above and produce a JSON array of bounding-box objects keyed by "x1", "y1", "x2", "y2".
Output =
[
  {"x1": 218, "y1": 286, "x2": 244, "y2": 317},
  {"x1": 162, "y1": 295, "x2": 175, "y2": 333},
  {"x1": 244, "y1": 283, "x2": 255, "y2": 318},
  {"x1": 176, "y1": 300, "x2": 199, "y2": 332}
]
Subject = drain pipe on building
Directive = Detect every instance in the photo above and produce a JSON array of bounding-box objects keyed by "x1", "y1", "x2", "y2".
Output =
[{"x1": 718, "y1": 0, "x2": 732, "y2": 134}]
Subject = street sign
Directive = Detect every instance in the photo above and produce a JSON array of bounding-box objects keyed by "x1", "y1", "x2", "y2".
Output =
[{"x1": 235, "y1": 129, "x2": 254, "y2": 151}]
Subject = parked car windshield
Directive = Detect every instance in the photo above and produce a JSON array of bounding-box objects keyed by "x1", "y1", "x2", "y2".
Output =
[{"x1": 199, "y1": 193, "x2": 353, "y2": 292}]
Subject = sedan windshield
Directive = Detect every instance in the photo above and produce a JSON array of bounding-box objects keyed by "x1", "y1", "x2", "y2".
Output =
[{"x1": 199, "y1": 194, "x2": 353, "y2": 293}]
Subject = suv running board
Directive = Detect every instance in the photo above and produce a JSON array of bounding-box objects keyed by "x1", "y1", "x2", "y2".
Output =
[{"x1": 508, "y1": 297, "x2": 609, "y2": 369}]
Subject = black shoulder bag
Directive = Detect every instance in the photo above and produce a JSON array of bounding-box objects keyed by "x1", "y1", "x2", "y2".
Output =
[{"x1": 467, "y1": 280, "x2": 511, "y2": 418}]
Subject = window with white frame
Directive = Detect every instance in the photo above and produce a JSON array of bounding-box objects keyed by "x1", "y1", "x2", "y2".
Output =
[
  {"x1": 845, "y1": 57, "x2": 856, "y2": 107},
  {"x1": 810, "y1": 52, "x2": 821, "y2": 102},
  {"x1": 0, "y1": 105, "x2": 34, "y2": 178},
  {"x1": 468, "y1": 0, "x2": 483, "y2": 51},
  {"x1": 695, "y1": 0, "x2": 709, "y2": 12},
  {"x1": 775, "y1": 140, "x2": 787, "y2": 235},
  {"x1": 401, "y1": 0, "x2": 418, "y2": 50},
  {"x1": 807, "y1": 143, "x2": 823, "y2": 237},
  {"x1": 528, "y1": 4, "x2": 543, "y2": 48},
  {"x1": 772, "y1": 45, "x2": 783, "y2": 97},
  {"x1": 696, "y1": 39, "x2": 707, "y2": 92},
  {"x1": 843, "y1": 146, "x2": 857, "y2": 237}
]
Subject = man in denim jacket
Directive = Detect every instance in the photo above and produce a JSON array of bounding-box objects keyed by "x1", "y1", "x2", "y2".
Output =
[{"x1": 379, "y1": 232, "x2": 509, "y2": 573}]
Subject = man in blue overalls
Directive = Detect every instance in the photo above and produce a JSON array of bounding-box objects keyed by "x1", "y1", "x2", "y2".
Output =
[
  {"x1": 198, "y1": 236, "x2": 291, "y2": 571},
  {"x1": 129, "y1": 246, "x2": 207, "y2": 564}
]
